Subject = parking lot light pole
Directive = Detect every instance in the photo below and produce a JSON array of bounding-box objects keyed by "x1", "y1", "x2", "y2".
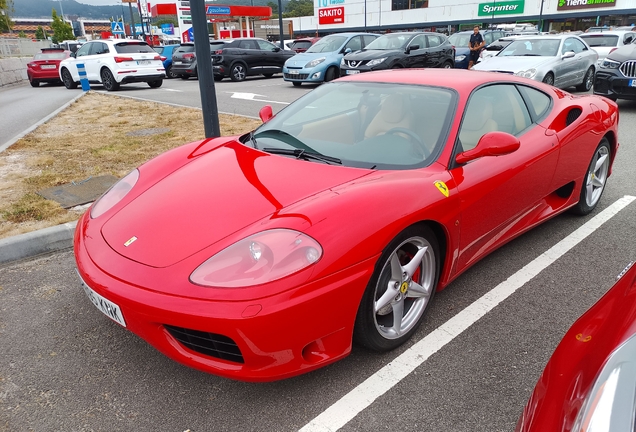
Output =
[
  {"x1": 190, "y1": 0, "x2": 221, "y2": 138},
  {"x1": 278, "y1": 0, "x2": 284, "y2": 50}
]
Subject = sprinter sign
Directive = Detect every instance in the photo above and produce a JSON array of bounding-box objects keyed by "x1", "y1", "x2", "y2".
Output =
[{"x1": 478, "y1": 0, "x2": 524, "y2": 16}]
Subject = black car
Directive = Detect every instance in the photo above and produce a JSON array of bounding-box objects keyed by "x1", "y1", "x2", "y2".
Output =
[
  {"x1": 340, "y1": 32, "x2": 454, "y2": 76},
  {"x1": 594, "y1": 42, "x2": 636, "y2": 100},
  {"x1": 212, "y1": 38, "x2": 296, "y2": 82},
  {"x1": 171, "y1": 41, "x2": 226, "y2": 79}
]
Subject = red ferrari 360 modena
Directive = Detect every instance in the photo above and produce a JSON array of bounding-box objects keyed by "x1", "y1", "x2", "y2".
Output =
[{"x1": 74, "y1": 69, "x2": 619, "y2": 382}]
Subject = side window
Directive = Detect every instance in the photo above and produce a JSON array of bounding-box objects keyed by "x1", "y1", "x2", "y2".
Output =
[
  {"x1": 363, "y1": 35, "x2": 378, "y2": 47},
  {"x1": 484, "y1": 33, "x2": 494, "y2": 44},
  {"x1": 256, "y1": 40, "x2": 278, "y2": 51},
  {"x1": 458, "y1": 85, "x2": 532, "y2": 152},
  {"x1": 76, "y1": 43, "x2": 91, "y2": 57},
  {"x1": 624, "y1": 33, "x2": 635, "y2": 44},
  {"x1": 562, "y1": 38, "x2": 577, "y2": 54},
  {"x1": 344, "y1": 36, "x2": 362, "y2": 52},
  {"x1": 238, "y1": 40, "x2": 258, "y2": 50},
  {"x1": 517, "y1": 85, "x2": 552, "y2": 121},
  {"x1": 409, "y1": 35, "x2": 427, "y2": 50},
  {"x1": 573, "y1": 38, "x2": 587, "y2": 52},
  {"x1": 427, "y1": 35, "x2": 442, "y2": 48}
]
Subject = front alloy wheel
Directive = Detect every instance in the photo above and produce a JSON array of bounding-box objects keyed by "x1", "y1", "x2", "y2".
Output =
[{"x1": 354, "y1": 226, "x2": 439, "y2": 351}]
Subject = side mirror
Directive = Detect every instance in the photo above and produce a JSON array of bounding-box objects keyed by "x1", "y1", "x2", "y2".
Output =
[
  {"x1": 455, "y1": 131, "x2": 520, "y2": 164},
  {"x1": 561, "y1": 51, "x2": 575, "y2": 59},
  {"x1": 344, "y1": 47, "x2": 352, "y2": 54},
  {"x1": 259, "y1": 105, "x2": 274, "y2": 123},
  {"x1": 407, "y1": 44, "x2": 420, "y2": 53},
  {"x1": 273, "y1": 46, "x2": 281, "y2": 52}
]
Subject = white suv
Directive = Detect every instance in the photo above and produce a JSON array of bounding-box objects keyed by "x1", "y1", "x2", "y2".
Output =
[{"x1": 59, "y1": 39, "x2": 165, "y2": 91}]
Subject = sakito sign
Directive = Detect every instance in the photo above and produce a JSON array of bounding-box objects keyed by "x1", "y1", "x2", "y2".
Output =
[
  {"x1": 478, "y1": 0, "x2": 525, "y2": 16},
  {"x1": 557, "y1": 0, "x2": 616, "y2": 11},
  {"x1": 319, "y1": 6, "x2": 344, "y2": 24}
]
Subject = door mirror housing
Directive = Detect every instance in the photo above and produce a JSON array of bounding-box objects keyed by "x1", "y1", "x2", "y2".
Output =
[
  {"x1": 455, "y1": 131, "x2": 520, "y2": 164},
  {"x1": 343, "y1": 47, "x2": 352, "y2": 54},
  {"x1": 407, "y1": 44, "x2": 420, "y2": 53},
  {"x1": 259, "y1": 105, "x2": 274, "y2": 123},
  {"x1": 561, "y1": 51, "x2": 575, "y2": 60}
]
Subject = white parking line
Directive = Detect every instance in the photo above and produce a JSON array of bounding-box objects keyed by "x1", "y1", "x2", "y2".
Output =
[{"x1": 300, "y1": 195, "x2": 636, "y2": 432}]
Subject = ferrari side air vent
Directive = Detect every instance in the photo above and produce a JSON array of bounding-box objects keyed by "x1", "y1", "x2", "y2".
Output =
[
  {"x1": 566, "y1": 108, "x2": 582, "y2": 126},
  {"x1": 165, "y1": 325, "x2": 244, "y2": 363}
]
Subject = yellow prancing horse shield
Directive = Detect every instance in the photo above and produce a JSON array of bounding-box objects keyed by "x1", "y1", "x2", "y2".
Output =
[{"x1": 434, "y1": 180, "x2": 449, "y2": 197}]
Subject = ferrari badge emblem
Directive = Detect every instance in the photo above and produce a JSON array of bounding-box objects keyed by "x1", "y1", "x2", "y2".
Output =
[
  {"x1": 434, "y1": 181, "x2": 449, "y2": 198},
  {"x1": 124, "y1": 236, "x2": 138, "y2": 247},
  {"x1": 400, "y1": 282, "x2": 409, "y2": 294}
]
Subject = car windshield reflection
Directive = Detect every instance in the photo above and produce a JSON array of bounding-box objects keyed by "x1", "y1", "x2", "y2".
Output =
[
  {"x1": 252, "y1": 81, "x2": 456, "y2": 170},
  {"x1": 499, "y1": 39, "x2": 560, "y2": 57}
]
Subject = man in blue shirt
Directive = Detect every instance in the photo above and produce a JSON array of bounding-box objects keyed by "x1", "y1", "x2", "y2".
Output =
[{"x1": 468, "y1": 26, "x2": 484, "y2": 70}]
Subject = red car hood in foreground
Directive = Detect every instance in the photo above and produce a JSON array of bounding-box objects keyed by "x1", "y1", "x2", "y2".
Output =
[
  {"x1": 517, "y1": 261, "x2": 636, "y2": 432},
  {"x1": 101, "y1": 142, "x2": 369, "y2": 268}
]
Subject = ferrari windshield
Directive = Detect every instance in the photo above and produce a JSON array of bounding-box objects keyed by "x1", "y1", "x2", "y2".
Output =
[
  {"x1": 499, "y1": 39, "x2": 560, "y2": 57},
  {"x1": 306, "y1": 35, "x2": 348, "y2": 53},
  {"x1": 252, "y1": 81, "x2": 456, "y2": 170},
  {"x1": 365, "y1": 34, "x2": 413, "y2": 50}
]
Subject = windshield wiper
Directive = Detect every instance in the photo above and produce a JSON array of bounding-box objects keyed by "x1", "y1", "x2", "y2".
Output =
[
  {"x1": 262, "y1": 147, "x2": 342, "y2": 165},
  {"x1": 254, "y1": 129, "x2": 320, "y2": 154}
]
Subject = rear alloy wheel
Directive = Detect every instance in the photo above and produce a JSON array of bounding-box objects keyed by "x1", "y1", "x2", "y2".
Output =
[
  {"x1": 148, "y1": 79, "x2": 163, "y2": 88},
  {"x1": 230, "y1": 63, "x2": 246, "y2": 82},
  {"x1": 354, "y1": 225, "x2": 439, "y2": 351},
  {"x1": 542, "y1": 72, "x2": 555, "y2": 86},
  {"x1": 61, "y1": 68, "x2": 78, "y2": 89},
  {"x1": 442, "y1": 61, "x2": 453, "y2": 69},
  {"x1": 100, "y1": 68, "x2": 120, "y2": 91},
  {"x1": 577, "y1": 67, "x2": 595, "y2": 92},
  {"x1": 570, "y1": 138, "x2": 610, "y2": 215},
  {"x1": 166, "y1": 65, "x2": 178, "y2": 79}
]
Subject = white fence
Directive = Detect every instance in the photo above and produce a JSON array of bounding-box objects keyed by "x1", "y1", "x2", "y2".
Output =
[{"x1": 0, "y1": 38, "x2": 51, "y2": 57}]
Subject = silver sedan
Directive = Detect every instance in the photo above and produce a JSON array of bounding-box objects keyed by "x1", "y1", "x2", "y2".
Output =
[{"x1": 473, "y1": 35, "x2": 598, "y2": 90}]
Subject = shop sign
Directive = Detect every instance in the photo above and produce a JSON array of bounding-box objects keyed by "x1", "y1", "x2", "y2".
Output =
[
  {"x1": 318, "y1": 6, "x2": 344, "y2": 24},
  {"x1": 206, "y1": 6, "x2": 231, "y2": 14},
  {"x1": 478, "y1": 0, "x2": 525, "y2": 16},
  {"x1": 317, "y1": 0, "x2": 345, "y2": 7},
  {"x1": 557, "y1": 0, "x2": 616, "y2": 11}
]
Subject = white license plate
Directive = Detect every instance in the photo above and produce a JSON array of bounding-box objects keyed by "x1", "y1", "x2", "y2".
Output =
[
  {"x1": 41, "y1": 64, "x2": 56, "y2": 69},
  {"x1": 137, "y1": 60, "x2": 151, "y2": 65},
  {"x1": 346, "y1": 70, "x2": 360, "y2": 75},
  {"x1": 289, "y1": 70, "x2": 299, "y2": 75},
  {"x1": 630, "y1": 79, "x2": 636, "y2": 87},
  {"x1": 173, "y1": 61, "x2": 182, "y2": 65},
  {"x1": 78, "y1": 272, "x2": 126, "y2": 327}
]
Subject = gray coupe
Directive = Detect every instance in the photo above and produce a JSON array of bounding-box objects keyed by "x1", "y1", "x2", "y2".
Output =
[{"x1": 473, "y1": 34, "x2": 597, "y2": 91}]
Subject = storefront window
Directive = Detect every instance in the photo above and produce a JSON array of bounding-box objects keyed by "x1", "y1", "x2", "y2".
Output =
[{"x1": 392, "y1": 0, "x2": 428, "y2": 11}]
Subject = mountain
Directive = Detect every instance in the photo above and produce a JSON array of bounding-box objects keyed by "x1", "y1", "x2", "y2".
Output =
[{"x1": 12, "y1": 0, "x2": 282, "y2": 20}]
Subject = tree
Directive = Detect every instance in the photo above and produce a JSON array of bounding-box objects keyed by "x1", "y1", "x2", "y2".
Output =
[
  {"x1": 51, "y1": 8, "x2": 74, "y2": 43},
  {"x1": 0, "y1": 0, "x2": 14, "y2": 33},
  {"x1": 284, "y1": 0, "x2": 313, "y2": 17},
  {"x1": 18, "y1": 30, "x2": 25, "y2": 37},
  {"x1": 267, "y1": 1, "x2": 278, "y2": 15},
  {"x1": 35, "y1": 25, "x2": 46, "y2": 40}
]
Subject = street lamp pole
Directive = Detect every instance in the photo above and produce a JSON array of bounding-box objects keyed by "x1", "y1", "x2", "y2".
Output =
[
  {"x1": 58, "y1": 0, "x2": 65, "y2": 22},
  {"x1": 492, "y1": 0, "x2": 495, "y2": 27},
  {"x1": 538, "y1": 0, "x2": 545, "y2": 32}
]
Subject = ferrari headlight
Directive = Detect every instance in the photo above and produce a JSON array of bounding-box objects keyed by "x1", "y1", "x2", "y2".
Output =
[
  {"x1": 190, "y1": 229, "x2": 323, "y2": 287},
  {"x1": 455, "y1": 55, "x2": 466, "y2": 62},
  {"x1": 600, "y1": 59, "x2": 621, "y2": 69},
  {"x1": 306, "y1": 57, "x2": 326, "y2": 68},
  {"x1": 366, "y1": 57, "x2": 386, "y2": 67},
  {"x1": 514, "y1": 68, "x2": 537, "y2": 79},
  {"x1": 90, "y1": 169, "x2": 139, "y2": 219},
  {"x1": 572, "y1": 333, "x2": 636, "y2": 432}
]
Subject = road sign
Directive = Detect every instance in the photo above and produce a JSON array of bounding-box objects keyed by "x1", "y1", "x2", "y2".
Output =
[{"x1": 111, "y1": 21, "x2": 125, "y2": 34}]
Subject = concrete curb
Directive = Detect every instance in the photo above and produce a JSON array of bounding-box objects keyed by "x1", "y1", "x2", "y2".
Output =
[{"x1": 0, "y1": 220, "x2": 78, "y2": 265}]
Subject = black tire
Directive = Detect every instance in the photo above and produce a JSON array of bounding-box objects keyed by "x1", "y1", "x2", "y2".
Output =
[
  {"x1": 29, "y1": 78, "x2": 39, "y2": 87},
  {"x1": 542, "y1": 72, "x2": 555, "y2": 86},
  {"x1": 166, "y1": 65, "x2": 178, "y2": 79},
  {"x1": 577, "y1": 67, "x2": 594, "y2": 92},
  {"x1": 148, "y1": 79, "x2": 163, "y2": 88},
  {"x1": 292, "y1": 82, "x2": 302, "y2": 87},
  {"x1": 262, "y1": 73, "x2": 274, "y2": 78},
  {"x1": 442, "y1": 61, "x2": 453, "y2": 69},
  {"x1": 100, "y1": 68, "x2": 120, "y2": 91},
  {"x1": 324, "y1": 67, "x2": 337, "y2": 82},
  {"x1": 570, "y1": 138, "x2": 611, "y2": 215},
  {"x1": 230, "y1": 63, "x2": 247, "y2": 82},
  {"x1": 61, "y1": 68, "x2": 78, "y2": 89},
  {"x1": 354, "y1": 225, "x2": 440, "y2": 351}
]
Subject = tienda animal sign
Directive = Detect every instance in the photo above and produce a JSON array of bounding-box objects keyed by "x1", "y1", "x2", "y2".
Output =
[{"x1": 319, "y1": 7, "x2": 345, "y2": 24}]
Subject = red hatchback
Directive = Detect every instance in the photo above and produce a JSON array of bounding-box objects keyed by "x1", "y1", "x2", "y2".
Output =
[
  {"x1": 27, "y1": 47, "x2": 71, "y2": 87},
  {"x1": 289, "y1": 37, "x2": 321, "y2": 53}
]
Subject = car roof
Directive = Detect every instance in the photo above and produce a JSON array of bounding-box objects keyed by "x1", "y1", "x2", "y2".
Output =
[{"x1": 580, "y1": 31, "x2": 635, "y2": 36}]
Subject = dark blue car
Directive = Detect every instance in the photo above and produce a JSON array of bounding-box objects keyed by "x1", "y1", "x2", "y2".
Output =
[
  {"x1": 448, "y1": 29, "x2": 506, "y2": 69},
  {"x1": 153, "y1": 44, "x2": 180, "y2": 79}
]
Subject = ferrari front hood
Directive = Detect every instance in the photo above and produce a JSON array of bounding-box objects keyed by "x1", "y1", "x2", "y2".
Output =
[{"x1": 101, "y1": 142, "x2": 368, "y2": 268}]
